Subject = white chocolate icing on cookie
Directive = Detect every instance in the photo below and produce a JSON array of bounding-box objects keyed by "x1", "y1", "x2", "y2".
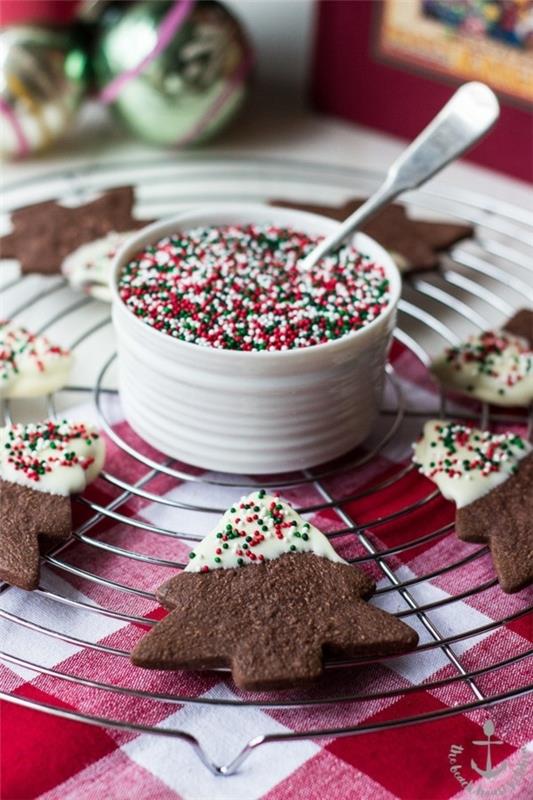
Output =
[
  {"x1": 184, "y1": 490, "x2": 346, "y2": 572},
  {"x1": 412, "y1": 420, "x2": 531, "y2": 508},
  {"x1": 62, "y1": 231, "x2": 135, "y2": 302},
  {"x1": 431, "y1": 330, "x2": 533, "y2": 407},
  {"x1": 0, "y1": 420, "x2": 105, "y2": 496},
  {"x1": 0, "y1": 321, "x2": 72, "y2": 399}
]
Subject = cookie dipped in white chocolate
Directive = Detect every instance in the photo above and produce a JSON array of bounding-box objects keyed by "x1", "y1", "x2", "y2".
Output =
[
  {"x1": 412, "y1": 420, "x2": 531, "y2": 508},
  {"x1": 185, "y1": 490, "x2": 346, "y2": 572},
  {"x1": 431, "y1": 330, "x2": 533, "y2": 407},
  {"x1": 0, "y1": 321, "x2": 72, "y2": 398},
  {"x1": 0, "y1": 420, "x2": 105, "y2": 496},
  {"x1": 62, "y1": 231, "x2": 135, "y2": 302}
]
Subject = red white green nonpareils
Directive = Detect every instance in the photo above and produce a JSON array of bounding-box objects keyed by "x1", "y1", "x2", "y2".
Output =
[
  {"x1": 2, "y1": 420, "x2": 100, "y2": 483},
  {"x1": 184, "y1": 490, "x2": 347, "y2": 572},
  {"x1": 443, "y1": 331, "x2": 532, "y2": 393},
  {"x1": 1, "y1": 419, "x2": 105, "y2": 496},
  {"x1": 0, "y1": 321, "x2": 72, "y2": 398},
  {"x1": 118, "y1": 224, "x2": 390, "y2": 352},
  {"x1": 430, "y1": 328, "x2": 533, "y2": 407},
  {"x1": 414, "y1": 422, "x2": 527, "y2": 480},
  {"x1": 412, "y1": 420, "x2": 531, "y2": 509}
]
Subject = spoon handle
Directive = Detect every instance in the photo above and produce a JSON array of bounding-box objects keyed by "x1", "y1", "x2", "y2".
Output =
[{"x1": 302, "y1": 82, "x2": 499, "y2": 270}]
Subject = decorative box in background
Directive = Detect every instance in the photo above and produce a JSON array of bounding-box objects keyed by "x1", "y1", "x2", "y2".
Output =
[{"x1": 312, "y1": 0, "x2": 533, "y2": 182}]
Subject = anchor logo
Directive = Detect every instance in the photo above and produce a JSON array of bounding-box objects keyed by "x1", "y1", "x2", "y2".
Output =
[
  {"x1": 470, "y1": 720, "x2": 505, "y2": 779},
  {"x1": 449, "y1": 719, "x2": 526, "y2": 793}
]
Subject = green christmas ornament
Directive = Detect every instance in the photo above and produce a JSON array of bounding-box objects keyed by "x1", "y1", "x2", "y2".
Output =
[
  {"x1": 94, "y1": 0, "x2": 252, "y2": 147},
  {"x1": 0, "y1": 26, "x2": 88, "y2": 159}
]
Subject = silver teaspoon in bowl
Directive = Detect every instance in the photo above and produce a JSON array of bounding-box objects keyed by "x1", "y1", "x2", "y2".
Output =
[{"x1": 301, "y1": 81, "x2": 500, "y2": 271}]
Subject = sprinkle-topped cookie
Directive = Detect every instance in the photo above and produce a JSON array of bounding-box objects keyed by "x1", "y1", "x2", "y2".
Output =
[
  {"x1": 412, "y1": 420, "x2": 531, "y2": 508},
  {"x1": 132, "y1": 492, "x2": 418, "y2": 689},
  {"x1": 1, "y1": 419, "x2": 105, "y2": 590},
  {"x1": 62, "y1": 230, "x2": 135, "y2": 302},
  {"x1": 431, "y1": 330, "x2": 533, "y2": 407},
  {"x1": 0, "y1": 420, "x2": 105, "y2": 496},
  {"x1": 0, "y1": 321, "x2": 72, "y2": 398},
  {"x1": 185, "y1": 490, "x2": 346, "y2": 572},
  {"x1": 118, "y1": 224, "x2": 390, "y2": 351}
]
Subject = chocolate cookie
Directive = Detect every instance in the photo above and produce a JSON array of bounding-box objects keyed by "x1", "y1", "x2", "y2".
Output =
[
  {"x1": 430, "y1": 309, "x2": 533, "y2": 407},
  {"x1": 456, "y1": 452, "x2": 533, "y2": 593},
  {"x1": 0, "y1": 420, "x2": 105, "y2": 590},
  {"x1": 0, "y1": 480, "x2": 71, "y2": 590},
  {"x1": 0, "y1": 186, "x2": 151, "y2": 276},
  {"x1": 271, "y1": 197, "x2": 473, "y2": 272},
  {"x1": 131, "y1": 492, "x2": 419, "y2": 690},
  {"x1": 413, "y1": 421, "x2": 532, "y2": 593},
  {"x1": 503, "y1": 308, "x2": 533, "y2": 344}
]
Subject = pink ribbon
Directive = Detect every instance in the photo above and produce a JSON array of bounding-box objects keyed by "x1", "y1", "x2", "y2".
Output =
[
  {"x1": 175, "y1": 50, "x2": 253, "y2": 148},
  {"x1": 99, "y1": 0, "x2": 195, "y2": 105},
  {"x1": 0, "y1": 96, "x2": 29, "y2": 157}
]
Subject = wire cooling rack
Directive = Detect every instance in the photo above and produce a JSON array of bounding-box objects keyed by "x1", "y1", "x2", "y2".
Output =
[{"x1": 1, "y1": 156, "x2": 532, "y2": 776}]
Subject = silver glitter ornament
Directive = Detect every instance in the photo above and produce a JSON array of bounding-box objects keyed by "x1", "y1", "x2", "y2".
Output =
[{"x1": 0, "y1": 26, "x2": 87, "y2": 158}]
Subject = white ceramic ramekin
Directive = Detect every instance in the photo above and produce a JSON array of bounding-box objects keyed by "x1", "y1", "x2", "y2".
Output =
[{"x1": 111, "y1": 204, "x2": 401, "y2": 474}]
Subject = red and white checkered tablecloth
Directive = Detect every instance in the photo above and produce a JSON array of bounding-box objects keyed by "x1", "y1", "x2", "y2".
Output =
[{"x1": 1, "y1": 341, "x2": 532, "y2": 800}]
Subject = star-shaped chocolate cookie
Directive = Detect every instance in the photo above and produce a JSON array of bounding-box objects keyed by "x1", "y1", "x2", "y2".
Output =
[
  {"x1": 271, "y1": 197, "x2": 473, "y2": 272},
  {"x1": 413, "y1": 421, "x2": 532, "y2": 593},
  {"x1": 0, "y1": 420, "x2": 105, "y2": 590},
  {"x1": 0, "y1": 186, "x2": 151, "y2": 276},
  {"x1": 0, "y1": 480, "x2": 71, "y2": 590},
  {"x1": 131, "y1": 491, "x2": 419, "y2": 690},
  {"x1": 456, "y1": 452, "x2": 533, "y2": 593}
]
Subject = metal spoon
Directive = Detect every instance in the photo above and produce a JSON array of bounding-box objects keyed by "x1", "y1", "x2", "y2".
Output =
[{"x1": 301, "y1": 82, "x2": 500, "y2": 271}]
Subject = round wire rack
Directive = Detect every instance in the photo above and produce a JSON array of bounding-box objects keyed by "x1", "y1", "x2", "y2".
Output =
[{"x1": 1, "y1": 155, "x2": 532, "y2": 776}]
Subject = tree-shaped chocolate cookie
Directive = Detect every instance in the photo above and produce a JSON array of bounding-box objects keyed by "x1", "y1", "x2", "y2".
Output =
[
  {"x1": 271, "y1": 197, "x2": 473, "y2": 272},
  {"x1": 413, "y1": 421, "x2": 532, "y2": 593},
  {"x1": 0, "y1": 420, "x2": 105, "y2": 590},
  {"x1": 0, "y1": 186, "x2": 151, "y2": 276},
  {"x1": 132, "y1": 491, "x2": 419, "y2": 690},
  {"x1": 431, "y1": 309, "x2": 533, "y2": 407}
]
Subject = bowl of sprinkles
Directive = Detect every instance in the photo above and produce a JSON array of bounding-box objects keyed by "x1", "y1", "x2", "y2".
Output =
[{"x1": 111, "y1": 204, "x2": 401, "y2": 473}]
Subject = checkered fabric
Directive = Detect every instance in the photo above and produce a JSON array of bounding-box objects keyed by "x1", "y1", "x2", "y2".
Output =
[{"x1": 1, "y1": 341, "x2": 532, "y2": 800}]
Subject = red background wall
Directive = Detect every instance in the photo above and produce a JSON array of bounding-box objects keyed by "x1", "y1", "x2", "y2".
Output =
[
  {"x1": 311, "y1": 0, "x2": 533, "y2": 183},
  {"x1": 0, "y1": 0, "x2": 80, "y2": 25}
]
